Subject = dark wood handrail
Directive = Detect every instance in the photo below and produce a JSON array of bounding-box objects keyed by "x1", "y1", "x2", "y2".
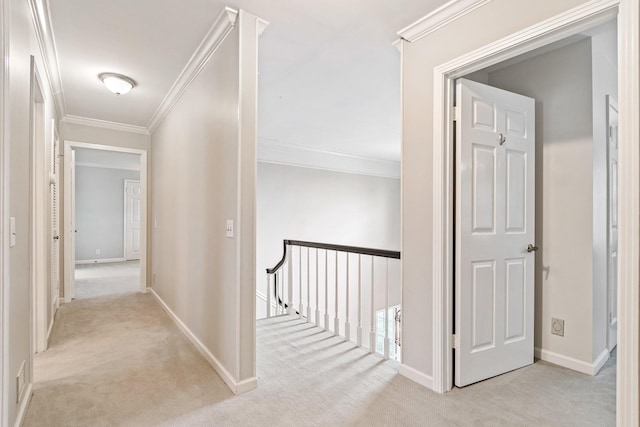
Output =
[{"x1": 266, "y1": 239, "x2": 400, "y2": 274}]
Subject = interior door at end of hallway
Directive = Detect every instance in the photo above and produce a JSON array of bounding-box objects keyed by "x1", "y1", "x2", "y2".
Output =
[{"x1": 124, "y1": 180, "x2": 141, "y2": 261}]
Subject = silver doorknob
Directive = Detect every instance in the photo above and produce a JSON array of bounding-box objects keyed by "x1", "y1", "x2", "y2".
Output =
[{"x1": 527, "y1": 244, "x2": 539, "y2": 253}]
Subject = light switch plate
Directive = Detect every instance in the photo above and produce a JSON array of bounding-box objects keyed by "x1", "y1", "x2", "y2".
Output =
[
  {"x1": 10, "y1": 217, "x2": 16, "y2": 248},
  {"x1": 226, "y1": 220, "x2": 234, "y2": 238}
]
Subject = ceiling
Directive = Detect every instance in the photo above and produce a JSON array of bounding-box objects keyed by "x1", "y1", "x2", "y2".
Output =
[{"x1": 48, "y1": 0, "x2": 449, "y2": 163}]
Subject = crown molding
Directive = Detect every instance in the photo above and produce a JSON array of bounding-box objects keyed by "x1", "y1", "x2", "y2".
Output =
[
  {"x1": 62, "y1": 115, "x2": 150, "y2": 135},
  {"x1": 147, "y1": 7, "x2": 239, "y2": 133},
  {"x1": 28, "y1": 0, "x2": 66, "y2": 117},
  {"x1": 256, "y1": 18, "x2": 270, "y2": 37},
  {"x1": 258, "y1": 139, "x2": 400, "y2": 179},
  {"x1": 397, "y1": 0, "x2": 492, "y2": 43}
]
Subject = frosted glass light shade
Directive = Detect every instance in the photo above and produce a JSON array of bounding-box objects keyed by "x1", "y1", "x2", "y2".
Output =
[{"x1": 99, "y1": 73, "x2": 135, "y2": 95}]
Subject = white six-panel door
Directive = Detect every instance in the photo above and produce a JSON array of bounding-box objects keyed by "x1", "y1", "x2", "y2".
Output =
[
  {"x1": 455, "y1": 78, "x2": 536, "y2": 387},
  {"x1": 124, "y1": 179, "x2": 141, "y2": 261}
]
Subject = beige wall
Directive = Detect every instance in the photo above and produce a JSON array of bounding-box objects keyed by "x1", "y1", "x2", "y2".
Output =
[
  {"x1": 4, "y1": 0, "x2": 60, "y2": 423},
  {"x1": 151, "y1": 11, "x2": 260, "y2": 388},
  {"x1": 488, "y1": 39, "x2": 595, "y2": 363},
  {"x1": 401, "y1": 0, "x2": 592, "y2": 379}
]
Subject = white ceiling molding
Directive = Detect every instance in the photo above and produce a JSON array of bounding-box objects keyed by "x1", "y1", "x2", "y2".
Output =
[
  {"x1": 62, "y1": 115, "x2": 150, "y2": 135},
  {"x1": 75, "y1": 161, "x2": 140, "y2": 172},
  {"x1": 258, "y1": 139, "x2": 401, "y2": 179},
  {"x1": 256, "y1": 18, "x2": 270, "y2": 37},
  {"x1": 28, "y1": 0, "x2": 66, "y2": 117},
  {"x1": 147, "y1": 7, "x2": 239, "y2": 133},
  {"x1": 397, "y1": 0, "x2": 492, "y2": 42}
]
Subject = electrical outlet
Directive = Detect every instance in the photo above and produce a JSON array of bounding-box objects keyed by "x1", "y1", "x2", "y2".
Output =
[
  {"x1": 95, "y1": 249, "x2": 101, "y2": 255},
  {"x1": 226, "y1": 220, "x2": 234, "y2": 238},
  {"x1": 551, "y1": 318, "x2": 565, "y2": 337}
]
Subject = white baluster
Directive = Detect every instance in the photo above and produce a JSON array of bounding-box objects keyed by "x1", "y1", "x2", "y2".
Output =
[
  {"x1": 324, "y1": 250, "x2": 330, "y2": 331},
  {"x1": 384, "y1": 258, "x2": 391, "y2": 360},
  {"x1": 334, "y1": 251, "x2": 340, "y2": 336},
  {"x1": 299, "y1": 246, "x2": 303, "y2": 319},
  {"x1": 369, "y1": 257, "x2": 376, "y2": 354},
  {"x1": 279, "y1": 272, "x2": 284, "y2": 315},
  {"x1": 266, "y1": 273, "x2": 272, "y2": 318},
  {"x1": 344, "y1": 253, "x2": 350, "y2": 342},
  {"x1": 315, "y1": 248, "x2": 321, "y2": 325},
  {"x1": 287, "y1": 245, "x2": 294, "y2": 315},
  {"x1": 307, "y1": 247, "x2": 311, "y2": 322},
  {"x1": 357, "y1": 254, "x2": 362, "y2": 347}
]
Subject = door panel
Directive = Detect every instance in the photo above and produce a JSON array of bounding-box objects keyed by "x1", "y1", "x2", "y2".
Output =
[
  {"x1": 455, "y1": 78, "x2": 536, "y2": 387},
  {"x1": 125, "y1": 180, "x2": 141, "y2": 260}
]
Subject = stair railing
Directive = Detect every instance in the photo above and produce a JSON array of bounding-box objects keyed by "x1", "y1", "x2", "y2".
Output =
[{"x1": 265, "y1": 240, "x2": 401, "y2": 360}]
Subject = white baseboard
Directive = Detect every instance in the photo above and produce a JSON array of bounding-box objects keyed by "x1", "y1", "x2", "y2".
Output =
[
  {"x1": 13, "y1": 382, "x2": 33, "y2": 427},
  {"x1": 75, "y1": 257, "x2": 125, "y2": 265},
  {"x1": 399, "y1": 364, "x2": 434, "y2": 390},
  {"x1": 591, "y1": 349, "x2": 610, "y2": 375},
  {"x1": 535, "y1": 347, "x2": 610, "y2": 375},
  {"x1": 150, "y1": 288, "x2": 257, "y2": 395}
]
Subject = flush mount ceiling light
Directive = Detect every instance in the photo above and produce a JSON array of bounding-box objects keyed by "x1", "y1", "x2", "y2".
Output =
[{"x1": 99, "y1": 73, "x2": 136, "y2": 95}]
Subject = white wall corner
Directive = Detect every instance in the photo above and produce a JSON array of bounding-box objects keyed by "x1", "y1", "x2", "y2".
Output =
[
  {"x1": 399, "y1": 364, "x2": 434, "y2": 390},
  {"x1": 147, "y1": 7, "x2": 239, "y2": 133},
  {"x1": 61, "y1": 115, "x2": 149, "y2": 135},
  {"x1": 27, "y1": 0, "x2": 66, "y2": 117},
  {"x1": 150, "y1": 289, "x2": 254, "y2": 395},
  {"x1": 258, "y1": 139, "x2": 401, "y2": 179},
  {"x1": 397, "y1": 0, "x2": 492, "y2": 42},
  {"x1": 392, "y1": 38, "x2": 402, "y2": 52}
]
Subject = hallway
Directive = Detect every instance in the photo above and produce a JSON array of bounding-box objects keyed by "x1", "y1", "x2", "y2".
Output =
[
  {"x1": 24, "y1": 293, "x2": 615, "y2": 426},
  {"x1": 75, "y1": 261, "x2": 140, "y2": 300}
]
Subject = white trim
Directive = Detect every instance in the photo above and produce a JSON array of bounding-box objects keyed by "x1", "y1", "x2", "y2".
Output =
[
  {"x1": 46, "y1": 301, "x2": 56, "y2": 343},
  {"x1": 12, "y1": 383, "x2": 32, "y2": 427},
  {"x1": 397, "y1": 0, "x2": 492, "y2": 43},
  {"x1": 27, "y1": 0, "x2": 65, "y2": 117},
  {"x1": 61, "y1": 115, "x2": 149, "y2": 135},
  {"x1": 74, "y1": 161, "x2": 140, "y2": 172},
  {"x1": 150, "y1": 289, "x2": 257, "y2": 394},
  {"x1": 534, "y1": 348, "x2": 610, "y2": 376},
  {"x1": 428, "y1": 0, "x2": 634, "y2": 404},
  {"x1": 63, "y1": 140, "x2": 148, "y2": 302},
  {"x1": 0, "y1": 0, "x2": 8, "y2": 421},
  {"x1": 147, "y1": 7, "x2": 238, "y2": 132},
  {"x1": 258, "y1": 139, "x2": 401, "y2": 179},
  {"x1": 399, "y1": 364, "x2": 434, "y2": 390},
  {"x1": 74, "y1": 258, "x2": 126, "y2": 265},
  {"x1": 617, "y1": 0, "x2": 640, "y2": 424}
]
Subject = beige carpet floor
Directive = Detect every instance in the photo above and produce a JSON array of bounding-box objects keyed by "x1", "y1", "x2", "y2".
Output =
[
  {"x1": 24, "y1": 293, "x2": 615, "y2": 426},
  {"x1": 74, "y1": 261, "x2": 140, "y2": 299}
]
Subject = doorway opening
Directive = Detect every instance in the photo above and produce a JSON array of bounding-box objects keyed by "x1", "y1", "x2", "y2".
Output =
[
  {"x1": 63, "y1": 142, "x2": 148, "y2": 301},
  {"x1": 453, "y1": 19, "x2": 618, "y2": 389}
]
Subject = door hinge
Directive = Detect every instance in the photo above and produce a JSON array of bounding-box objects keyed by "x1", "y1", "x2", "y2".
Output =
[
  {"x1": 451, "y1": 334, "x2": 459, "y2": 349},
  {"x1": 452, "y1": 106, "x2": 458, "y2": 122}
]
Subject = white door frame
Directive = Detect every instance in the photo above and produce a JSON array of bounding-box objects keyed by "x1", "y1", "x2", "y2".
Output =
[
  {"x1": 63, "y1": 141, "x2": 148, "y2": 300},
  {"x1": 123, "y1": 179, "x2": 141, "y2": 261},
  {"x1": 0, "y1": 0, "x2": 8, "y2": 421},
  {"x1": 30, "y1": 57, "x2": 48, "y2": 354},
  {"x1": 430, "y1": 0, "x2": 638, "y2": 424}
]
